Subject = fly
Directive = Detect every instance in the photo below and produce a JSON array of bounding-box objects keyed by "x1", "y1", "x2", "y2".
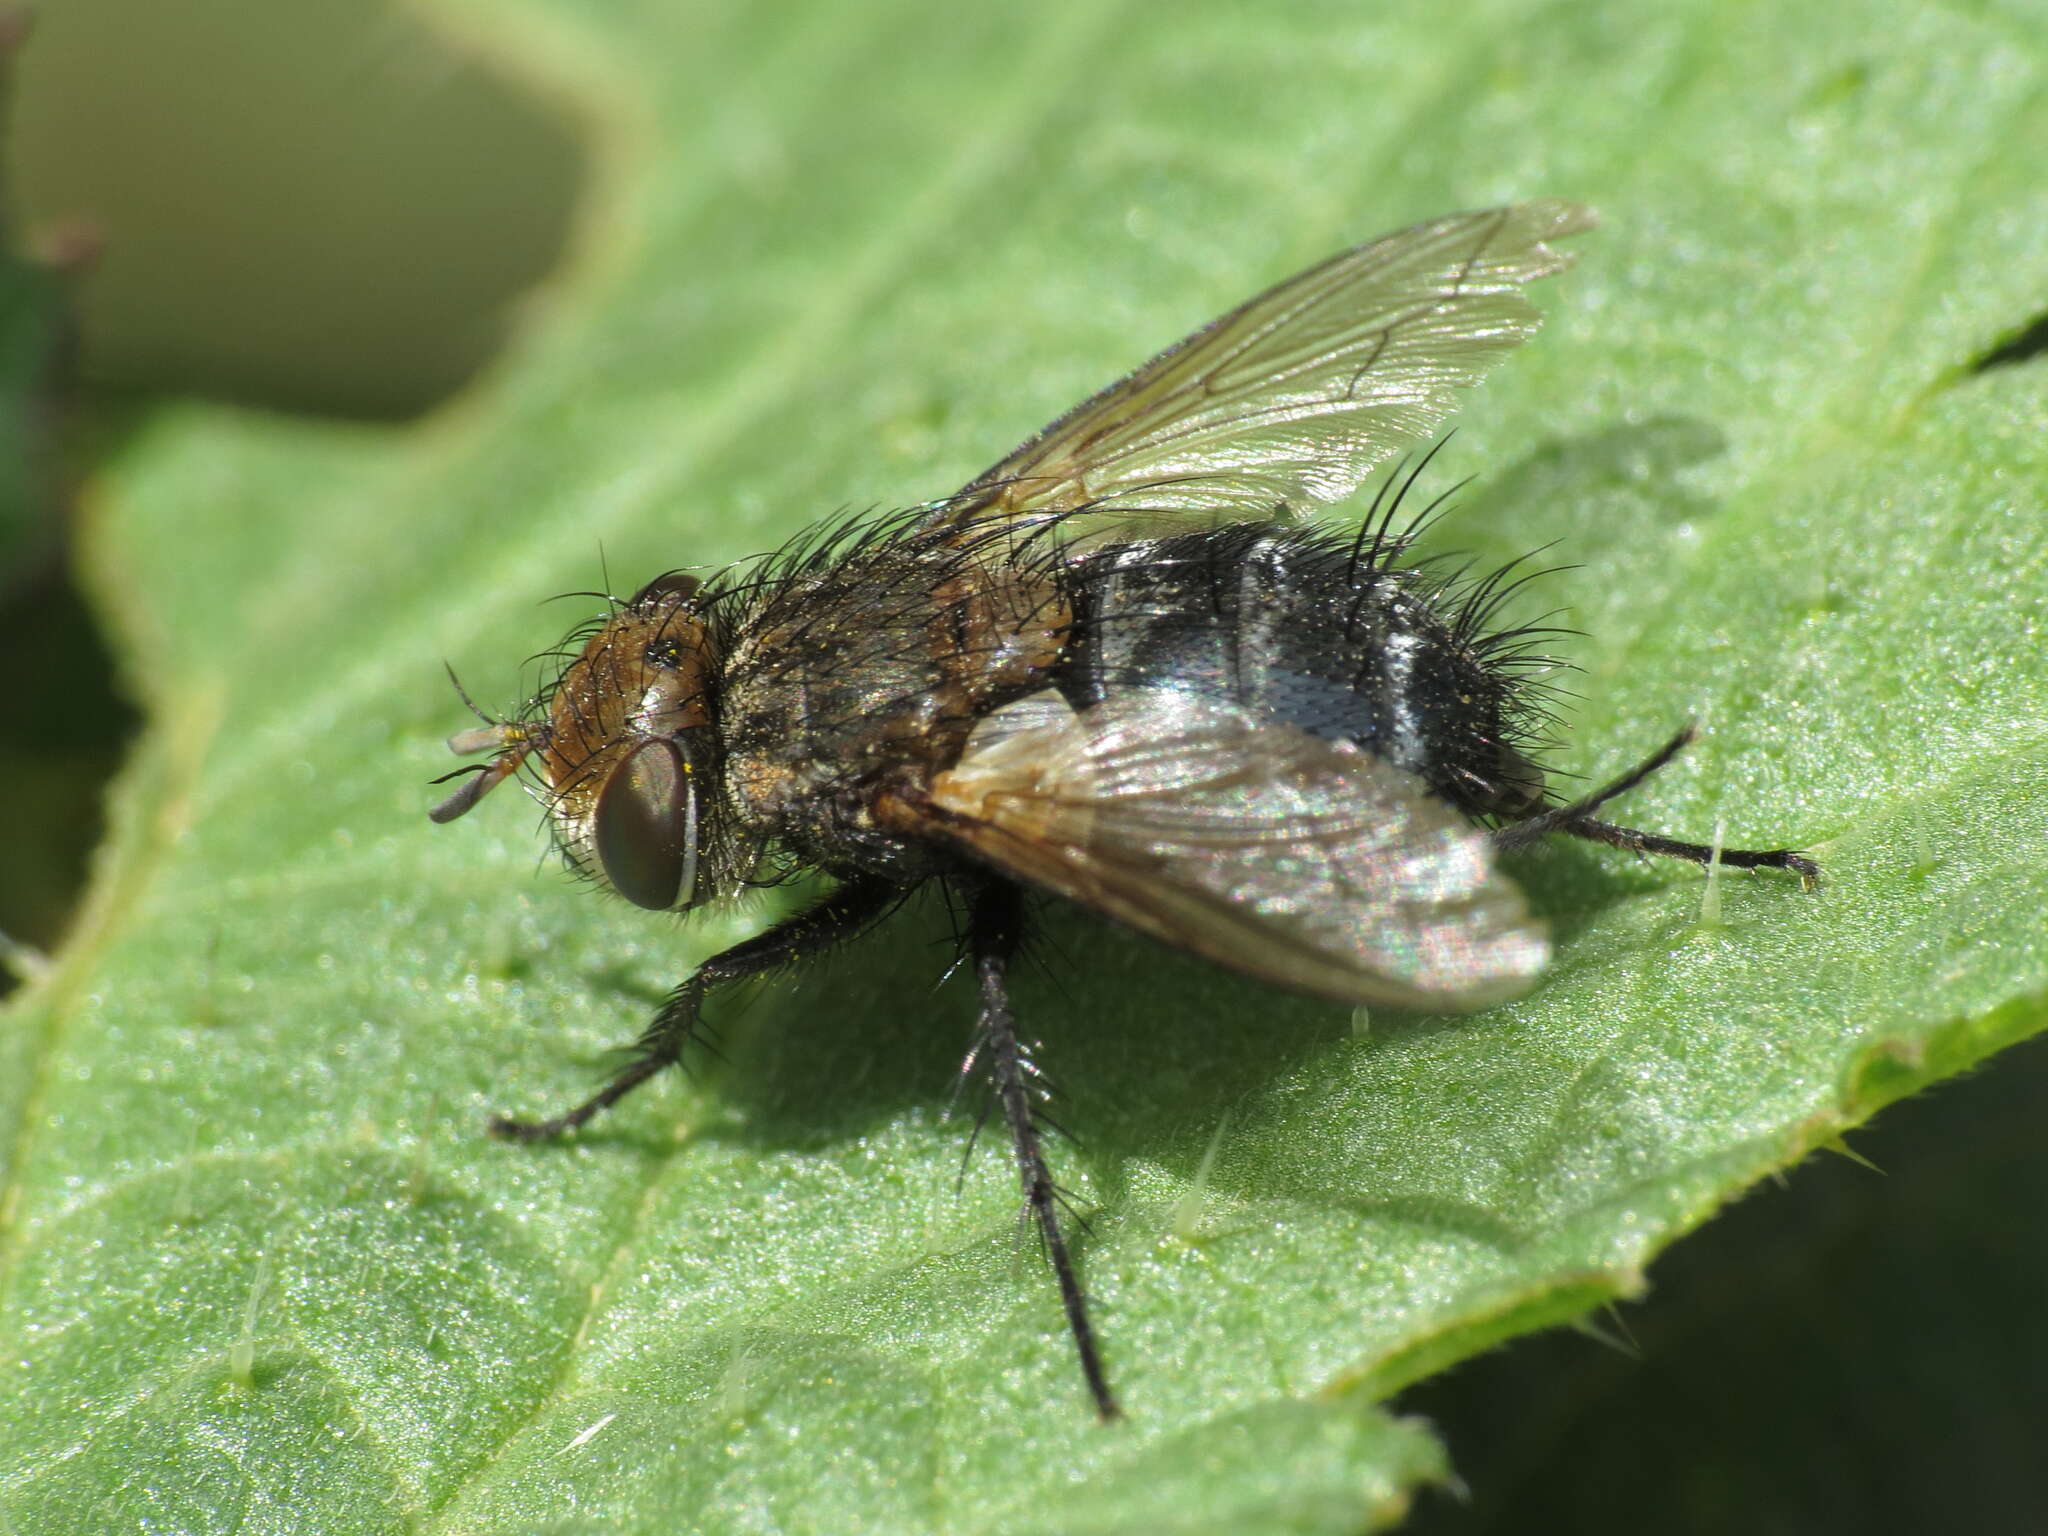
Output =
[{"x1": 430, "y1": 201, "x2": 1817, "y2": 1420}]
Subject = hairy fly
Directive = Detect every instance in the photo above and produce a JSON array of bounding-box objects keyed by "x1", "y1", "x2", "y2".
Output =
[{"x1": 431, "y1": 202, "x2": 1816, "y2": 1419}]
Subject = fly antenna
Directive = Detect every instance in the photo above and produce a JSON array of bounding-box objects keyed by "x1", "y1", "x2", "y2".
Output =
[
  {"x1": 445, "y1": 663, "x2": 497, "y2": 729},
  {"x1": 428, "y1": 664, "x2": 540, "y2": 823}
]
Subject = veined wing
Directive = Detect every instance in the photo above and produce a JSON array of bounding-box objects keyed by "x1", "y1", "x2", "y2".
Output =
[
  {"x1": 939, "y1": 201, "x2": 1594, "y2": 548},
  {"x1": 911, "y1": 691, "x2": 1549, "y2": 1009}
]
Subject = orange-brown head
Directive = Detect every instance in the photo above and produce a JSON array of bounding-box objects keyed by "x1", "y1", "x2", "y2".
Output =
[{"x1": 431, "y1": 573, "x2": 727, "y2": 911}]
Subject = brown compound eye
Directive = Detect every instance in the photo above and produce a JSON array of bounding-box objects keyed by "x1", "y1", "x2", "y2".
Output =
[{"x1": 593, "y1": 739, "x2": 699, "y2": 910}]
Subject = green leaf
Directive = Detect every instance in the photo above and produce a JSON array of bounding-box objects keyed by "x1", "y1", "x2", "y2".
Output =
[
  {"x1": 1399, "y1": 1028, "x2": 2048, "y2": 1533},
  {"x1": 5, "y1": 1, "x2": 2045, "y2": 1532}
]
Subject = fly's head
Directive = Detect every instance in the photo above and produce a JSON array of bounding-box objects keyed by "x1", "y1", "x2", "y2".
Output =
[{"x1": 431, "y1": 572, "x2": 731, "y2": 912}]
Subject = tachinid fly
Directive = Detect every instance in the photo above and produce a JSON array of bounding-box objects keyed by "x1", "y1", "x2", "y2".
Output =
[{"x1": 431, "y1": 202, "x2": 1817, "y2": 1420}]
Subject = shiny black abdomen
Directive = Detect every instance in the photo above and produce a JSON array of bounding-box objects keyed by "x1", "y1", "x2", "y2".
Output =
[{"x1": 1056, "y1": 524, "x2": 1541, "y2": 818}]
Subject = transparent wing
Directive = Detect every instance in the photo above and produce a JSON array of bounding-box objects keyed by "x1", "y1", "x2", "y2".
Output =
[
  {"x1": 919, "y1": 691, "x2": 1549, "y2": 1008},
  {"x1": 940, "y1": 201, "x2": 1594, "y2": 549}
]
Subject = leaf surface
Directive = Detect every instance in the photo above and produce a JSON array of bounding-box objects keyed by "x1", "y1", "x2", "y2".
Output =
[{"x1": 3, "y1": 1, "x2": 2045, "y2": 1531}]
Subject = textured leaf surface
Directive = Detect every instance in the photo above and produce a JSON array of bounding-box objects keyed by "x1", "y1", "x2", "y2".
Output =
[{"x1": 4, "y1": 1, "x2": 2045, "y2": 1532}]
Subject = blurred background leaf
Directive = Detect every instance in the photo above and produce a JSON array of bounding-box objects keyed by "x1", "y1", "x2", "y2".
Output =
[
  {"x1": 0, "y1": 11, "x2": 137, "y2": 1003},
  {"x1": 1, "y1": 1, "x2": 2044, "y2": 1532}
]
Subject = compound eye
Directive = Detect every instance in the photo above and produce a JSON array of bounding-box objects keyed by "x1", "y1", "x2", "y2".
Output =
[{"x1": 593, "y1": 739, "x2": 700, "y2": 910}]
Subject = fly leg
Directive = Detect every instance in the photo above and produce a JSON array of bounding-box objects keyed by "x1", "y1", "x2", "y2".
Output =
[
  {"x1": 965, "y1": 878, "x2": 1120, "y2": 1420},
  {"x1": 490, "y1": 875, "x2": 904, "y2": 1141},
  {"x1": 1495, "y1": 726, "x2": 1820, "y2": 886}
]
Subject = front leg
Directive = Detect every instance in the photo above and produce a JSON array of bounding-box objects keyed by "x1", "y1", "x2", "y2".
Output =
[{"x1": 490, "y1": 875, "x2": 905, "y2": 1141}]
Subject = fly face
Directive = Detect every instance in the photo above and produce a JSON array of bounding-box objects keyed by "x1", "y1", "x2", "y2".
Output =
[
  {"x1": 432, "y1": 201, "x2": 1818, "y2": 1420},
  {"x1": 433, "y1": 571, "x2": 728, "y2": 912}
]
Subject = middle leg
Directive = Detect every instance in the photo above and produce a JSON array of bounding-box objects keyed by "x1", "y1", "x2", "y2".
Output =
[{"x1": 963, "y1": 877, "x2": 1119, "y2": 1420}]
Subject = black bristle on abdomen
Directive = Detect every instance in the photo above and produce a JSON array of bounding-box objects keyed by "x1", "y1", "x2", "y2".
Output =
[{"x1": 1056, "y1": 518, "x2": 1559, "y2": 820}]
